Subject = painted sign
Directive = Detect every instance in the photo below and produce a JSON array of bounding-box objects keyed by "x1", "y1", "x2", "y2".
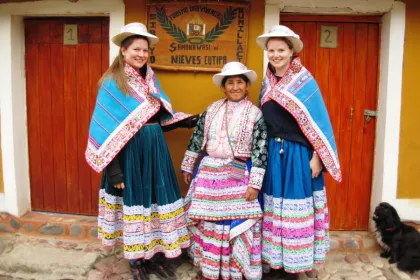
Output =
[{"x1": 147, "y1": 2, "x2": 249, "y2": 72}]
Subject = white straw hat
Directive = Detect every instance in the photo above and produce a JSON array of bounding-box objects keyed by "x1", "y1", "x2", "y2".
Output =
[
  {"x1": 256, "y1": 25, "x2": 303, "y2": 53},
  {"x1": 213, "y1": 62, "x2": 257, "y2": 87},
  {"x1": 112, "y1": 22, "x2": 159, "y2": 47}
]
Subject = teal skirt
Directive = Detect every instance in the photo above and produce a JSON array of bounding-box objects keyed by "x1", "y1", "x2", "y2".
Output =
[{"x1": 97, "y1": 123, "x2": 190, "y2": 260}]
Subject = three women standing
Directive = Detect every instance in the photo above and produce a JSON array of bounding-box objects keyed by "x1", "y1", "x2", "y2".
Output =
[
  {"x1": 87, "y1": 20, "x2": 341, "y2": 280},
  {"x1": 86, "y1": 23, "x2": 198, "y2": 280},
  {"x1": 256, "y1": 25, "x2": 342, "y2": 277}
]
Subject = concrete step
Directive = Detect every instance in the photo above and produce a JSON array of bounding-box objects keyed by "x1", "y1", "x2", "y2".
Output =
[
  {"x1": 0, "y1": 232, "x2": 104, "y2": 280},
  {"x1": 1, "y1": 232, "x2": 419, "y2": 280},
  {"x1": 0, "y1": 212, "x2": 98, "y2": 241}
]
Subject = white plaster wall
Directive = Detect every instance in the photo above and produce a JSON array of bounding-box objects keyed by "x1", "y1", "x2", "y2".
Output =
[
  {"x1": 370, "y1": 1, "x2": 420, "y2": 224},
  {"x1": 0, "y1": 194, "x2": 5, "y2": 212},
  {"x1": 262, "y1": 4, "x2": 281, "y2": 71},
  {"x1": 0, "y1": 0, "x2": 125, "y2": 217},
  {"x1": 0, "y1": 14, "x2": 29, "y2": 217},
  {"x1": 0, "y1": 15, "x2": 10, "y2": 215}
]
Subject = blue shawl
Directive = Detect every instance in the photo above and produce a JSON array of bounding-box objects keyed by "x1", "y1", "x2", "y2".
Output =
[
  {"x1": 85, "y1": 64, "x2": 191, "y2": 173},
  {"x1": 260, "y1": 58, "x2": 342, "y2": 182}
]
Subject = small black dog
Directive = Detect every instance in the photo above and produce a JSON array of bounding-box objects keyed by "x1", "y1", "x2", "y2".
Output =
[{"x1": 373, "y1": 202, "x2": 420, "y2": 273}]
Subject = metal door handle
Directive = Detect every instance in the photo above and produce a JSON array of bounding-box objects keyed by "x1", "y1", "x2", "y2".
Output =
[{"x1": 364, "y1": 109, "x2": 378, "y2": 124}]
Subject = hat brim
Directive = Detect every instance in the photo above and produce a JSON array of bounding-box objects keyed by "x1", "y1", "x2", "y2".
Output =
[
  {"x1": 213, "y1": 69, "x2": 257, "y2": 87},
  {"x1": 256, "y1": 33, "x2": 303, "y2": 54},
  {"x1": 112, "y1": 32, "x2": 159, "y2": 47}
]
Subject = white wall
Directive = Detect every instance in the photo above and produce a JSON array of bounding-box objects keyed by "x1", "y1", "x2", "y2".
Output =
[
  {"x1": 0, "y1": 194, "x2": 4, "y2": 212},
  {"x1": 370, "y1": 1, "x2": 420, "y2": 224},
  {"x1": 0, "y1": 14, "x2": 31, "y2": 216},
  {"x1": 0, "y1": 0, "x2": 125, "y2": 216}
]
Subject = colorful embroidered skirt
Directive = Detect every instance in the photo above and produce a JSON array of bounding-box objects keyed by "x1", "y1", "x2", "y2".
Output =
[
  {"x1": 262, "y1": 138, "x2": 329, "y2": 273},
  {"x1": 98, "y1": 123, "x2": 190, "y2": 260},
  {"x1": 185, "y1": 156, "x2": 263, "y2": 280},
  {"x1": 189, "y1": 220, "x2": 262, "y2": 280}
]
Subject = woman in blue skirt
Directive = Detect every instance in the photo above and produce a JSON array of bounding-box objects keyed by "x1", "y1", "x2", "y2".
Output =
[
  {"x1": 256, "y1": 25, "x2": 342, "y2": 278},
  {"x1": 85, "y1": 23, "x2": 198, "y2": 280}
]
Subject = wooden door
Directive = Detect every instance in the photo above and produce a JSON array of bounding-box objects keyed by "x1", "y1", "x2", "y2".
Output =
[
  {"x1": 25, "y1": 18, "x2": 109, "y2": 215},
  {"x1": 281, "y1": 16, "x2": 380, "y2": 230}
]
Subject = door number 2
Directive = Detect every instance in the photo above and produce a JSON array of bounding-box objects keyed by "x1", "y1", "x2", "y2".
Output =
[
  {"x1": 63, "y1": 24, "x2": 78, "y2": 45},
  {"x1": 320, "y1": 26, "x2": 338, "y2": 48}
]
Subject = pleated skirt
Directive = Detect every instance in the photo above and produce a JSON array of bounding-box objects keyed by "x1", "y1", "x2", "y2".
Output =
[
  {"x1": 185, "y1": 155, "x2": 263, "y2": 280},
  {"x1": 98, "y1": 124, "x2": 190, "y2": 260},
  {"x1": 262, "y1": 138, "x2": 329, "y2": 273}
]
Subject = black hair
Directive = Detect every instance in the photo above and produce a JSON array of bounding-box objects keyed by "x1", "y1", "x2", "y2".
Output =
[{"x1": 221, "y1": 74, "x2": 250, "y2": 87}]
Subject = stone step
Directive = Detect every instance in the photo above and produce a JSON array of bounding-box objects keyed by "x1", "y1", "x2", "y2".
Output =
[
  {"x1": 0, "y1": 232, "x2": 104, "y2": 280},
  {"x1": 0, "y1": 211, "x2": 402, "y2": 252},
  {"x1": 0, "y1": 212, "x2": 98, "y2": 241},
  {"x1": 329, "y1": 231, "x2": 381, "y2": 252}
]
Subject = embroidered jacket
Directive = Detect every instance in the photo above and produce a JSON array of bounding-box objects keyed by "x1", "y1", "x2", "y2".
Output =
[
  {"x1": 181, "y1": 98, "x2": 268, "y2": 190},
  {"x1": 85, "y1": 64, "x2": 191, "y2": 173}
]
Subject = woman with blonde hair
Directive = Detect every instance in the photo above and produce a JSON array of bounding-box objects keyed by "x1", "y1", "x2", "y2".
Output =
[
  {"x1": 256, "y1": 25, "x2": 342, "y2": 278},
  {"x1": 86, "y1": 23, "x2": 198, "y2": 280}
]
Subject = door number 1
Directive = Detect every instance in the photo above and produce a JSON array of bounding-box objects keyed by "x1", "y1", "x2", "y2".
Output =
[
  {"x1": 320, "y1": 26, "x2": 338, "y2": 48},
  {"x1": 63, "y1": 24, "x2": 78, "y2": 45}
]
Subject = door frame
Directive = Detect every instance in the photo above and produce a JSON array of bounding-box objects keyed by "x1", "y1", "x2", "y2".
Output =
[
  {"x1": 263, "y1": 1, "x2": 413, "y2": 228},
  {"x1": 0, "y1": 0, "x2": 125, "y2": 217}
]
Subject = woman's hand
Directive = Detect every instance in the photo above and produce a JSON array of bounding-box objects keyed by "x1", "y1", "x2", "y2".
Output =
[
  {"x1": 245, "y1": 187, "x2": 259, "y2": 201},
  {"x1": 182, "y1": 171, "x2": 192, "y2": 185},
  {"x1": 310, "y1": 152, "x2": 323, "y2": 178},
  {"x1": 114, "y1": 182, "x2": 125, "y2": 189}
]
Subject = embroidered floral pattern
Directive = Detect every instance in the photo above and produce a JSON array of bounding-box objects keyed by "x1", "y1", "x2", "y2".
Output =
[
  {"x1": 248, "y1": 167, "x2": 265, "y2": 190},
  {"x1": 181, "y1": 100, "x2": 268, "y2": 185},
  {"x1": 202, "y1": 99, "x2": 263, "y2": 158},
  {"x1": 251, "y1": 117, "x2": 268, "y2": 171},
  {"x1": 181, "y1": 150, "x2": 200, "y2": 174}
]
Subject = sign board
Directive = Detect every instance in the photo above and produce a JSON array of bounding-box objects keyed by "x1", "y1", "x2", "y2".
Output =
[
  {"x1": 63, "y1": 24, "x2": 78, "y2": 45},
  {"x1": 320, "y1": 25, "x2": 338, "y2": 49},
  {"x1": 147, "y1": 2, "x2": 249, "y2": 72}
]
